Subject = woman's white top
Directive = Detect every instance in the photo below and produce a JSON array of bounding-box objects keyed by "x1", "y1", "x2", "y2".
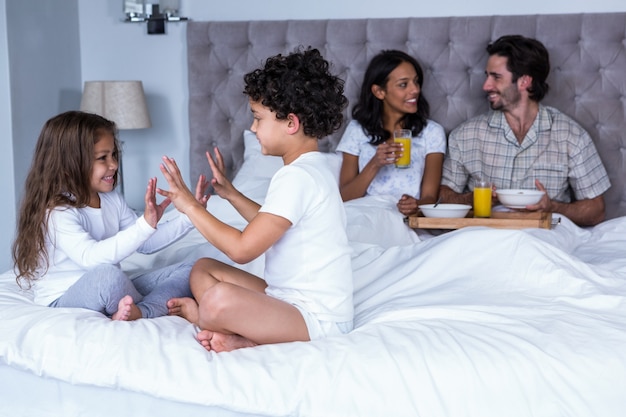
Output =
[{"x1": 336, "y1": 119, "x2": 446, "y2": 201}]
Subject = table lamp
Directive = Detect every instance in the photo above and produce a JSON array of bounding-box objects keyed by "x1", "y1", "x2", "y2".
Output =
[{"x1": 79, "y1": 80, "x2": 152, "y2": 197}]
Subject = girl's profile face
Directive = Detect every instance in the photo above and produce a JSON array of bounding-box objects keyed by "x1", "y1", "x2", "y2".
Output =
[{"x1": 89, "y1": 132, "x2": 118, "y2": 208}]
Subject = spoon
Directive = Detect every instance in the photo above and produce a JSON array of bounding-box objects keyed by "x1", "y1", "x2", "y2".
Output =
[{"x1": 433, "y1": 197, "x2": 442, "y2": 208}]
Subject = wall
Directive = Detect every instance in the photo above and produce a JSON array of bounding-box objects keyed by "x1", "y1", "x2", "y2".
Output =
[
  {"x1": 0, "y1": 0, "x2": 15, "y2": 272},
  {"x1": 78, "y1": 1, "x2": 190, "y2": 212},
  {"x1": 2, "y1": 0, "x2": 626, "y2": 271},
  {"x1": 78, "y1": 0, "x2": 626, "y2": 212},
  {"x1": 186, "y1": 0, "x2": 626, "y2": 20},
  {"x1": 1, "y1": 0, "x2": 81, "y2": 273}
]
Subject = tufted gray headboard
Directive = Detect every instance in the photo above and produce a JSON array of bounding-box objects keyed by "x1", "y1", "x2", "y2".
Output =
[{"x1": 187, "y1": 13, "x2": 626, "y2": 220}]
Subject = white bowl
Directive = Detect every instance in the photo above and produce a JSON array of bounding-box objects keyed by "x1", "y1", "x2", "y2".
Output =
[
  {"x1": 496, "y1": 189, "x2": 545, "y2": 209},
  {"x1": 419, "y1": 203, "x2": 472, "y2": 218}
]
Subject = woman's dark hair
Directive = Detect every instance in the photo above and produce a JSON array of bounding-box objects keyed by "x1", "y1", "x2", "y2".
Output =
[
  {"x1": 243, "y1": 47, "x2": 348, "y2": 139},
  {"x1": 12, "y1": 111, "x2": 119, "y2": 287},
  {"x1": 486, "y1": 35, "x2": 550, "y2": 102},
  {"x1": 352, "y1": 50, "x2": 430, "y2": 145}
]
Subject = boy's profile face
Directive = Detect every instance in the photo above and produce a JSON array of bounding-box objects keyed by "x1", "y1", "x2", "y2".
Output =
[{"x1": 249, "y1": 99, "x2": 290, "y2": 157}]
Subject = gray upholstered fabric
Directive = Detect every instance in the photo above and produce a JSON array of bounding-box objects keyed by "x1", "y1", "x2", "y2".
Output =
[{"x1": 187, "y1": 14, "x2": 626, "y2": 219}]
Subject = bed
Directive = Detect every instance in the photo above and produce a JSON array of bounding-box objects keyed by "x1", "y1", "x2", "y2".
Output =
[{"x1": 2, "y1": 13, "x2": 626, "y2": 417}]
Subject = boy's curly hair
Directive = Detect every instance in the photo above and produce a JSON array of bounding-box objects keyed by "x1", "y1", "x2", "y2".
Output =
[{"x1": 243, "y1": 47, "x2": 348, "y2": 139}]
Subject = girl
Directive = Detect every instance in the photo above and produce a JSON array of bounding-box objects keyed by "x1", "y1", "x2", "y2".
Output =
[
  {"x1": 336, "y1": 50, "x2": 447, "y2": 216},
  {"x1": 12, "y1": 111, "x2": 208, "y2": 321}
]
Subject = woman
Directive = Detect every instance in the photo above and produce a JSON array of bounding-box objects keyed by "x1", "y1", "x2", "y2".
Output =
[{"x1": 336, "y1": 50, "x2": 446, "y2": 216}]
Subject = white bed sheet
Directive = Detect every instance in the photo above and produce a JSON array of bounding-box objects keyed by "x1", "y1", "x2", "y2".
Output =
[
  {"x1": 2, "y1": 139, "x2": 626, "y2": 416},
  {"x1": 2, "y1": 217, "x2": 626, "y2": 416}
]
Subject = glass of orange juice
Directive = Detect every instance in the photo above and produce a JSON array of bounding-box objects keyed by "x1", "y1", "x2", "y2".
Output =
[
  {"x1": 393, "y1": 129, "x2": 412, "y2": 169},
  {"x1": 473, "y1": 179, "x2": 492, "y2": 218}
]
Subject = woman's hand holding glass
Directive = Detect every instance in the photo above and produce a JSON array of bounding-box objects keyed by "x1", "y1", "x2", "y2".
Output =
[{"x1": 371, "y1": 141, "x2": 403, "y2": 168}]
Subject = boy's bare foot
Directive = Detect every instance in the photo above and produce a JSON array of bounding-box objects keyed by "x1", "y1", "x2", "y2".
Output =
[
  {"x1": 167, "y1": 297, "x2": 199, "y2": 324},
  {"x1": 112, "y1": 295, "x2": 142, "y2": 321},
  {"x1": 196, "y1": 329, "x2": 258, "y2": 353}
]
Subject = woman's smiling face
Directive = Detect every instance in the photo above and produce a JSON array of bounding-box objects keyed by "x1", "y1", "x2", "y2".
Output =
[{"x1": 376, "y1": 61, "x2": 421, "y2": 119}]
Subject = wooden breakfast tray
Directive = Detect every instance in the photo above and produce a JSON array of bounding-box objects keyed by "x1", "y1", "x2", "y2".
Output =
[{"x1": 408, "y1": 211, "x2": 553, "y2": 230}]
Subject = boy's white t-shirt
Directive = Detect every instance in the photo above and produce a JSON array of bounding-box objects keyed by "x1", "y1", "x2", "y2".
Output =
[{"x1": 259, "y1": 151, "x2": 354, "y2": 323}]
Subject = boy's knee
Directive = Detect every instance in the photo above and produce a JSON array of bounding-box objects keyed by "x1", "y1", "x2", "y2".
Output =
[
  {"x1": 198, "y1": 282, "x2": 233, "y2": 323},
  {"x1": 192, "y1": 257, "x2": 219, "y2": 272},
  {"x1": 190, "y1": 258, "x2": 220, "y2": 283}
]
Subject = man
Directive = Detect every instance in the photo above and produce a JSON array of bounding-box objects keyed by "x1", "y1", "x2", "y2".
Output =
[{"x1": 439, "y1": 35, "x2": 610, "y2": 226}]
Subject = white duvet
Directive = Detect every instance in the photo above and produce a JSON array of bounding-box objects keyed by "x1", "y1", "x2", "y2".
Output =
[{"x1": 2, "y1": 145, "x2": 626, "y2": 416}]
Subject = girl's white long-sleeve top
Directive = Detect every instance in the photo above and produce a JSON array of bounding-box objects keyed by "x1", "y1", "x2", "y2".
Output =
[{"x1": 33, "y1": 191, "x2": 194, "y2": 306}]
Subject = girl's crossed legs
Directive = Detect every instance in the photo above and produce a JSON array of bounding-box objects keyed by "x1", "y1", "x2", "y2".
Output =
[{"x1": 51, "y1": 262, "x2": 193, "y2": 320}]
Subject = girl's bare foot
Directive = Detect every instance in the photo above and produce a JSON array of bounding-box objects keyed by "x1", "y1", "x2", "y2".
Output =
[
  {"x1": 196, "y1": 329, "x2": 258, "y2": 353},
  {"x1": 112, "y1": 295, "x2": 142, "y2": 321},
  {"x1": 167, "y1": 297, "x2": 199, "y2": 324}
]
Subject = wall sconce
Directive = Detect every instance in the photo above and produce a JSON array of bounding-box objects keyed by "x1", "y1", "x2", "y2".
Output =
[
  {"x1": 80, "y1": 80, "x2": 152, "y2": 197},
  {"x1": 123, "y1": 0, "x2": 188, "y2": 35}
]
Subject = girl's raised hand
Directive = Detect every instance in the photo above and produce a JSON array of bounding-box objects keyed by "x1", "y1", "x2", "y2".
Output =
[
  {"x1": 195, "y1": 174, "x2": 210, "y2": 208},
  {"x1": 143, "y1": 177, "x2": 171, "y2": 228},
  {"x1": 206, "y1": 147, "x2": 236, "y2": 200}
]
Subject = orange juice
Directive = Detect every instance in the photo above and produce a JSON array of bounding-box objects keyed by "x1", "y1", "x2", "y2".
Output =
[
  {"x1": 393, "y1": 130, "x2": 412, "y2": 168},
  {"x1": 473, "y1": 185, "x2": 492, "y2": 217}
]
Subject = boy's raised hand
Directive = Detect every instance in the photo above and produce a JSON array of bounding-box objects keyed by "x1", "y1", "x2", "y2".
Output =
[{"x1": 157, "y1": 156, "x2": 200, "y2": 214}]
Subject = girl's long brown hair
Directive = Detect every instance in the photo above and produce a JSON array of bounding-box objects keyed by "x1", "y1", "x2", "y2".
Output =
[{"x1": 12, "y1": 111, "x2": 119, "y2": 288}]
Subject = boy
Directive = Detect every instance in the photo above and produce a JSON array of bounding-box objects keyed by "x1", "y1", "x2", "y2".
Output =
[{"x1": 159, "y1": 48, "x2": 353, "y2": 352}]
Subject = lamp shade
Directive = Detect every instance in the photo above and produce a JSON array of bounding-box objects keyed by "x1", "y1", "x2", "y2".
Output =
[{"x1": 80, "y1": 80, "x2": 151, "y2": 129}]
